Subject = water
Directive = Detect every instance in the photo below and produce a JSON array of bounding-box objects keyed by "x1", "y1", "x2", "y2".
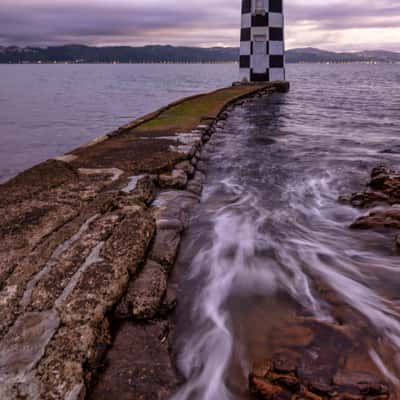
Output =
[
  {"x1": 1, "y1": 62, "x2": 400, "y2": 396},
  {"x1": 169, "y1": 64, "x2": 400, "y2": 399},
  {"x1": 0, "y1": 63, "x2": 237, "y2": 183}
]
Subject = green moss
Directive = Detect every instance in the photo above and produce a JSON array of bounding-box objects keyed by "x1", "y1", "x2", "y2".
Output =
[{"x1": 135, "y1": 85, "x2": 265, "y2": 133}]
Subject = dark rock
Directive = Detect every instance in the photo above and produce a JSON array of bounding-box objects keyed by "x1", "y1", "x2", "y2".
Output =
[
  {"x1": 159, "y1": 286, "x2": 177, "y2": 316},
  {"x1": 197, "y1": 161, "x2": 208, "y2": 174},
  {"x1": 308, "y1": 382, "x2": 336, "y2": 396},
  {"x1": 150, "y1": 229, "x2": 181, "y2": 269},
  {"x1": 350, "y1": 210, "x2": 400, "y2": 230},
  {"x1": 153, "y1": 190, "x2": 200, "y2": 228},
  {"x1": 369, "y1": 173, "x2": 388, "y2": 190},
  {"x1": 174, "y1": 160, "x2": 195, "y2": 178},
  {"x1": 187, "y1": 171, "x2": 206, "y2": 196},
  {"x1": 249, "y1": 376, "x2": 283, "y2": 400},
  {"x1": 88, "y1": 321, "x2": 178, "y2": 400},
  {"x1": 270, "y1": 373, "x2": 299, "y2": 391},
  {"x1": 371, "y1": 166, "x2": 388, "y2": 179},
  {"x1": 103, "y1": 211, "x2": 155, "y2": 275},
  {"x1": 132, "y1": 175, "x2": 157, "y2": 205},
  {"x1": 115, "y1": 260, "x2": 167, "y2": 320},
  {"x1": 158, "y1": 169, "x2": 188, "y2": 189},
  {"x1": 273, "y1": 353, "x2": 297, "y2": 374},
  {"x1": 339, "y1": 192, "x2": 389, "y2": 208},
  {"x1": 333, "y1": 370, "x2": 388, "y2": 396},
  {"x1": 339, "y1": 166, "x2": 400, "y2": 208}
]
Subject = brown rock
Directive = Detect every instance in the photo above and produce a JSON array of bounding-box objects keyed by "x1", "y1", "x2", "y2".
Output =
[
  {"x1": 131, "y1": 175, "x2": 157, "y2": 205},
  {"x1": 333, "y1": 370, "x2": 388, "y2": 395},
  {"x1": 150, "y1": 228, "x2": 181, "y2": 268},
  {"x1": 159, "y1": 285, "x2": 178, "y2": 316},
  {"x1": 88, "y1": 321, "x2": 178, "y2": 400},
  {"x1": 186, "y1": 171, "x2": 206, "y2": 196},
  {"x1": 350, "y1": 209, "x2": 400, "y2": 230},
  {"x1": 252, "y1": 360, "x2": 272, "y2": 379},
  {"x1": 103, "y1": 210, "x2": 155, "y2": 275},
  {"x1": 273, "y1": 353, "x2": 298, "y2": 374},
  {"x1": 175, "y1": 160, "x2": 195, "y2": 177},
  {"x1": 153, "y1": 190, "x2": 199, "y2": 228},
  {"x1": 159, "y1": 169, "x2": 188, "y2": 189},
  {"x1": 250, "y1": 376, "x2": 283, "y2": 400},
  {"x1": 270, "y1": 373, "x2": 299, "y2": 391},
  {"x1": 115, "y1": 260, "x2": 167, "y2": 320},
  {"x1": 371, "y1": 166, "x2": 388, "y2": 179},
  {"x1": 308, "y1": 382, "x2": 336, "y2": 396}
]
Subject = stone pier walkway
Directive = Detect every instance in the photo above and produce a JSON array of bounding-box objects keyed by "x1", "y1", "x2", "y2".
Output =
[{"x1": 0, "y1": 82, "x2": 289, "y2": 399}]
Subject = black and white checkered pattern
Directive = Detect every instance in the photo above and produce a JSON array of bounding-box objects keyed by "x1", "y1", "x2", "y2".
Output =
[{"x1": 240, "y1": 0, "x2": 285, "y2": 82}]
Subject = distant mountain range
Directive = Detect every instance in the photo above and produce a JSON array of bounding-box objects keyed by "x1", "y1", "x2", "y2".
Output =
[{"x1": 0, "y1": 45, "x2": 399, "y2": 64}]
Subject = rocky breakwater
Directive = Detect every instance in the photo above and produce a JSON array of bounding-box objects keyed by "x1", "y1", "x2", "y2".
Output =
[{"x1": 0, "y1": 81, "x2": 289, "y2": 399}]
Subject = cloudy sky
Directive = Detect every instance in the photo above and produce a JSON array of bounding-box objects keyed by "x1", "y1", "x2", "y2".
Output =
[{"x1": 0, "y1": 0, "x2": 399, "y2": 51}]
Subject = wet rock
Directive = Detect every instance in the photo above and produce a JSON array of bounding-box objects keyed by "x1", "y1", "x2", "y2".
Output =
[
  {"x1": 273, "y1": 353, "x2": 298, "y2": 374},
  {"x1": 197, "y1": 161, "x2": 208, "y2": 174},
  {"x1": 250, "y1": 376, "x2": 283, "y2": 400},
  {"x1": 333, "y1": 371, "x2": 389, "y2": 396},
  {"x1": 308, "y1": 381, "x2": 336, "y2": 396},
  {"x1": 36, "y1": 324, "x2": 97, "y2": 400},
  {"x1": 202, "y1": 134, "x2": 211, "y2": 143},
  {"x1": 130, "y1": 175, "x2": 157, "y2": 205},
  {"x1": 175, "y1": 160, "x2": 195, "y2": 177},
  {"x1": 159, "y1": 169, "x2": 188, "y2": 189},
  {"x1": 190, "y1": 156, "x2": 198, "y2": 166},
  {"x1": 371, "y1": 166, "x2": 388, "y2": 179},
  {"x1": 103, "y1": 210, "x2": 155, "y2": 275},
  {"x1": 338, "y1": 192, "x2": 390, "y2": 208},
  {"x1": 0, "y1": 311, "x2": 59, "y2": 380},
  {"x1": 150, "y1": 229, "x2": 181, "y2": 269},
  {"x1": 153, "y1": 190, "x2": 200, "y2": 228},
  {"x1": 159, "y1": 286, "x2": 178, "y2": 317},
  {"x1": 88, "y1": 321, "x2": 178, "y2": 400},
  {"x1": 29, "y1": 213, "x2": 123, "y2": 312},
  {"x1": 115, "y1": 260, "x2": 167, "y2": 320},
  {"x1": 341, "y1": 166, "x2": 400, "y2": 251},
  {"x1": 187, "y1": 171, "x2": 206, "y2": 196},
  {"x1": 339, "y1": 167, "x2": 400, "y2": 208},
  {"x1": 248, "y1": 346, "x2": 392, "y2": 400},
  {"x1": 270, "y1": 373, "x2": 299, "y2": 391},
  {"x1": 0, "y1": 159, "x2": 79, "y2": 208},
  {"x1": 350, "y1": 209, "x2": 400, "y2": 230}
]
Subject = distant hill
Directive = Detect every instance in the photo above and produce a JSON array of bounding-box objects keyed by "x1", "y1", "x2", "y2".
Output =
[
  {"x1": 285, "y1": 47, "x2": 400, "y2": 63},
  {"x1": 0, "y1": 45, "x2": 238, "y2": 64},
  {"x1": 0, "y1": 45, "x2": 399, "y2": 64}
]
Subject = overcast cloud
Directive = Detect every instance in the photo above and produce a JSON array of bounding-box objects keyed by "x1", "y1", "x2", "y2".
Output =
[{"x1": 0, "y1": 0, "x2": 399, "y2": 51}]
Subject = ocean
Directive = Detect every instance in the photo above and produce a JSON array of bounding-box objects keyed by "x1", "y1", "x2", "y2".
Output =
[{"x1": 0, "y1": 63, "x2": 398, "y2": 183}]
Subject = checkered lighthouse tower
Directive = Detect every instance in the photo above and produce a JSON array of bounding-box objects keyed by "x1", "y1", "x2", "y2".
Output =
[{"x1": 240, "y1": 0, "x2": 285, "y2": 82}]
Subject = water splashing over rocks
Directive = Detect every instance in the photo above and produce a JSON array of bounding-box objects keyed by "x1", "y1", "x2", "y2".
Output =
[{"x1": 170, "y1": 73, "x2": 400, "y2": 400}]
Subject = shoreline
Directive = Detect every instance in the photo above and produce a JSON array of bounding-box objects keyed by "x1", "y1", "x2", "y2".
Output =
[{"x1": 0, "y1": 81, "x2": 289, "y2": 399}]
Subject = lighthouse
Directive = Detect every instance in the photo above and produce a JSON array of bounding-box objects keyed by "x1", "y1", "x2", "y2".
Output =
[{"x1": 240, "y1": 0, "x2": 285, "y2": 82}]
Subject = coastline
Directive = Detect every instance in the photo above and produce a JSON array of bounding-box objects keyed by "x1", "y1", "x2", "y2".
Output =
[{"x1": 0, "y1": 81, "x2": 289, "y2": 399}]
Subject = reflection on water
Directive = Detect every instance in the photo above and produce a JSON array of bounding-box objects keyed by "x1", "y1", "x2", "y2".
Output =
[{"x1": 170, "y1": 64, "x2": 400, "y2": 399}]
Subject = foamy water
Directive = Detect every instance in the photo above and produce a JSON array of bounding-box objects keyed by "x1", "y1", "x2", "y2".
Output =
[{"x1": 170, "y1": 64, "x2": 400, "y2": 399}]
